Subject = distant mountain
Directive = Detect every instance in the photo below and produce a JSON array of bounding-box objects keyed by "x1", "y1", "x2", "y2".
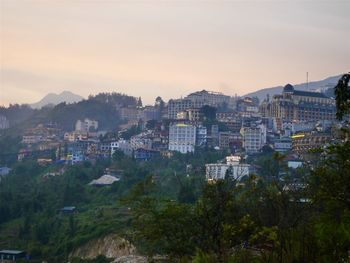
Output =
[
  {"x1": 244, "y1": 75, "x2": 342, "y2": 103},
  {"x1": 30, "y1": 91, "x2": 84, "y2": 109}
]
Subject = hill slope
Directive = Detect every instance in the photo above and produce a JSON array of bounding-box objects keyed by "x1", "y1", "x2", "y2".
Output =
[
  {"x1": 30, "y1": 91, "x2": 84, "y2": 109},
  {"x1": 244, "y1": 74, "x2": 342, "y2": 102}
]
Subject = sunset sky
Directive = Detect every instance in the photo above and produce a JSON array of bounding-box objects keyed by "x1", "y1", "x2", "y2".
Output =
[{"x1": 1, "y1": 0, "x2": 349, "y2": 106}]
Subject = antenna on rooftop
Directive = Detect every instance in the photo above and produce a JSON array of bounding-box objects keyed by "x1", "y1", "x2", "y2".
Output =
[{"x1": 306, "y1": 72, "x2": 309, "y2": 90}]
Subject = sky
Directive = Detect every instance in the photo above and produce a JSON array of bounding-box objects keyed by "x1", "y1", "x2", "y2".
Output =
[{"x1": 0, "y1": 0, "x2": 349, "y2": 106}]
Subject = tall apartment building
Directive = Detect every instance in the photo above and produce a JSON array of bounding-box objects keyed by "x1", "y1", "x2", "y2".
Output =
[
  {"x1": 186, "y1": 90, "x2": 230, "y2": 107},
  {"x1": 167, "y1": 99, "x2": 193, "y2": 119},
  {"x1": 168, "y1": 123, "x2": 196, "y2": 154},
  {"x1": 240, "y1": 125, "x2": 267, "y2": 154},
  {"x1": 260, "y1": 84, "x2": 336, "y2": 122},
  {"x1": 168, "y1": 90, "x2": 231, "y2": 120},
  {"x1": 292, "y1": 132, "x2": 332, "y2": 154},
  {"x1": 75, "y1": 118, "x2": 98, "y2": 132}
]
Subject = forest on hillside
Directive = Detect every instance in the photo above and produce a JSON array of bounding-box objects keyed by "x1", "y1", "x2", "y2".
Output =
[
  {"x1": 0, "y1": 92, "x2": 136, "y2": 132},
  {"x1": 0, "y1": 142, "x2": 349, "y2": 262}
]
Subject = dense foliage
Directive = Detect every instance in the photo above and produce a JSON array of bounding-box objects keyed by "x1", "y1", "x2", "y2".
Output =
[
  {"x1": 0, "y1": 133, "x2": 22, "y2": 166},
  {"x1": 1, "y1": 145, "x2": 349, "y2": 262},
  {"x1": 126, "y1": 144, "x2": 350, "y2": 262},
  {"x1": 0, "y1": 150, "x2": 223, "y2": 261},
  {"x1": 334, "y1": 72, "x2": 350, "y2": 120},
  {"x1": 0, "y1": 92, "x2": 135, "y2": 133},
  {"x1": 46, "y1": 100, "x2": 120, "y2": 131},
  {"x1": 88, "y1": 92, "x2": 137, "y2": 108},
  {"x1": 0, "y1": 104, "x2": 34, "y2": 126}
]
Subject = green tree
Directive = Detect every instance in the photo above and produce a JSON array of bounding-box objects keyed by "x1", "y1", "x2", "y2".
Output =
[
  {"x1": 201, "y1": 105, "x2": 217, "y2": 122},
  {"x1": 304, "y1": 76, "x2": 350, "y2": 261},
  {"x1": 195, "y1": 179, "x2": 239, "y2": 261},
  {"x1": 334, "y1": 72, "x2": 350, "y2": 120},
  {"x1": 309, "y1": 142, "x2": 350, "y2": 262},
  {"x1": 137, "y1": 97, "x2": 143, "y2": 108},
  {"x1": 69, "y1": 215, "x2": 77, "y2": 237}
]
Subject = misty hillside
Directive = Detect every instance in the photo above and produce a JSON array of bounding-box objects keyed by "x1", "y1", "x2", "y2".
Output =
[
  {"x1": 30, "y1": 91, "x2": 84, "y2": 109},
  {"x1": 244, "y1": 74, "x2": 342, "y2": 102}
]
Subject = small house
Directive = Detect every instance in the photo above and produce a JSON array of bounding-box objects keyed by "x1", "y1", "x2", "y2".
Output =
[
  {"x1": 0, "y1": 250, "x2": 26, "y2": 261},
  {"x1": 89, "y1": 174, "x2": 120, "y2": 186},
  {"x1": 60, "y1": 206, "x2": 77, "y2": 214}
]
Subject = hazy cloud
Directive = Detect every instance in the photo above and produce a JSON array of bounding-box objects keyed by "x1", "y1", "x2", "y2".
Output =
[{"x1": 1, "y1": 0, "x2": 349, "y2": 105}]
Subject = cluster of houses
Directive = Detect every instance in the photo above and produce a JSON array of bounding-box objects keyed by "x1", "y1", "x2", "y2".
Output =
[{"x1": 11, "y1": 86, "x2": 343, "y2": 183}]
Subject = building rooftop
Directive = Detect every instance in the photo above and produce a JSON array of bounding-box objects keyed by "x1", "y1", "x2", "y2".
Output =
[
  {"x1": 174, "y1": 123, "x2": 191, "y2": 127},
  {"x1": 61, "y1": 206, "x2": 76, "y2": 211},
  {"x1": 89, "y1": 174, "x2": 120, "y2": 186},
  {"x1": 0, "y1": 250, "x2": 25, "y2": 255},
  {"x1": 283, "y1": 84, "x2": 294, "y2": 92},
  {"x1": 293, "y1": 90, "x2": 329, "y2": 98},
  {"x1": 187, "y1": 89, "x2": 225, "y2": 96}
]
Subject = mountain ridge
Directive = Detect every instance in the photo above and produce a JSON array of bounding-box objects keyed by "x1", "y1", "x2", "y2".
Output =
[
  {"x1": 243, "y1": 74, "x2": 342, "y2": 102},
  {"x1": 30, "y1": 91, "x2": 84, "y2": 109}
]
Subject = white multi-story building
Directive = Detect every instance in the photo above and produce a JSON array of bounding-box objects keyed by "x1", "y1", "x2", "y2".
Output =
[
  {"x1": 240, "y1": 125, "x2": 267, "y2": 154},
  {"x1": 206, "y1": 155, "x2": 250, "y2": 181},
  {"x1": 75, "y1": 118, "x2": 98, "y2": 132},
  {"x1": 168, "y1": 123, "x2": 196, "y2": 154},
  {"x1": 206, "y1": 163, "x2": 230, "y2": 181}
]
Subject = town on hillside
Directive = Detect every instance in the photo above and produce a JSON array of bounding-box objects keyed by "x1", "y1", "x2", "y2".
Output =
[
  {"x1": 0, "y1": 85, "x2": 345, "y2": 183},
  {"x1": 0, "y1": 77, "x2": 349, "y2": 262}
]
